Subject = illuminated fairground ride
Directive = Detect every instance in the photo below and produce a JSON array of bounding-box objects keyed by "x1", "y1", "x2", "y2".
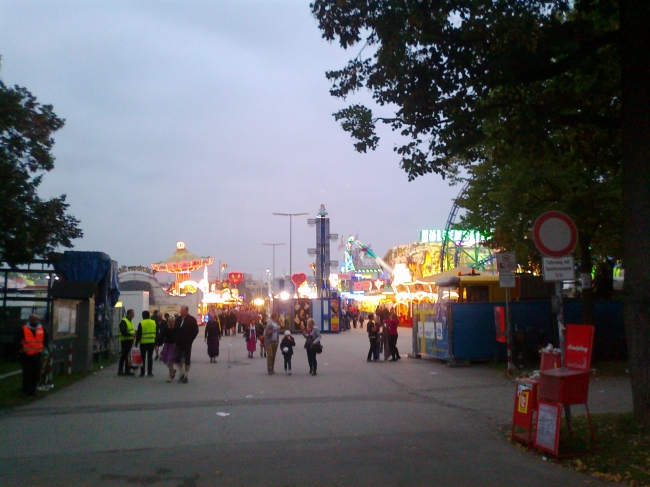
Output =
[
  {"x1": 340, "y1": 236, "x2": 393, "y2": 275},
  {"x1": 439, "y1": 182, "x2": 494, "y2": 272},
  {"x1": 151, "y1": 242, "x2": 214, "y2": 296}
]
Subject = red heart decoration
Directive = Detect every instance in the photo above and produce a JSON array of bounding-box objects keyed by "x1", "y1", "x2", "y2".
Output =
[
  {"x1": 228, "y1": 272, "x2": 244, "y2": 285},
  {"x1": 291, "y1": 272, "x2": 307, "y2": 287}
]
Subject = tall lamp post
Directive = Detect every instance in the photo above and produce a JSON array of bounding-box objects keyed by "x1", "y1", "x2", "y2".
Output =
[
  {"x1": 272, "y1": 212, "x2": 308, "y2": 289},
  {"x1": 262, "y1": 242, "x2": 285, "y2": 283}
]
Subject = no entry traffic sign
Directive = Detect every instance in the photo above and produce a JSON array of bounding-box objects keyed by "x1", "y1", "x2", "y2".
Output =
[{"x1": 532, "y1": 211, "x2": 578, "y2": 258}]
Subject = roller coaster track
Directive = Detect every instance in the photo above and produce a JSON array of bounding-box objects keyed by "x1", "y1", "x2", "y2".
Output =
[
  {"x1": 439, "y1": 182, "x2": 493, "y2": 272},
  {"x1": 440, "y1": 182, "x2": 469, "y2": 272}
]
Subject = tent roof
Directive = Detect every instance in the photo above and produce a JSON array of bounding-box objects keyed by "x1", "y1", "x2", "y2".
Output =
[
  {"x1": 152, "y1": 244, "x2": 213, "y2": 273},
  {"x1": 419, "y1": 267, "x2": 474, "y2": 284}
]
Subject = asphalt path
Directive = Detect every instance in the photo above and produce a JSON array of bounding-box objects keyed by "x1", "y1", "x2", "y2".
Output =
[{"x1": 0, "y1": 325, "x2": 631, "y2": 486}]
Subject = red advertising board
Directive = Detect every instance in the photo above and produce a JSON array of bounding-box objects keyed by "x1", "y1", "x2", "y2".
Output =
[
  {"x1": 564, "y1": 324, "x2": 594, "y2": 372},
  {"x1": 494, "y1": 306, "x2": 506, "y2": 343}
]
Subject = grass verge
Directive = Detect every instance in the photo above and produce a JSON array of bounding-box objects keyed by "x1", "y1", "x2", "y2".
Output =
[
  {"x1": 0, "y1": 355, "x2": 115, "y2": 410},
  {"x1": 509, "y1": 412, "x2": 649, "y2": 486}
]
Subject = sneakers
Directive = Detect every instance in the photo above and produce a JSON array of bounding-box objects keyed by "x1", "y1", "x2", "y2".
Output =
[
  {"x1": 178, "y1": 374, "x2": 185, "y2": 383},
  {"x1": 181, "y1": 377, "x2": 188, "y2": 384},
  {"x1": 117, "y1": 371, "x2": 125, "y2": 376},
  {"x1": 288, "y1": 371, "x2": 292, "y2": 375}
]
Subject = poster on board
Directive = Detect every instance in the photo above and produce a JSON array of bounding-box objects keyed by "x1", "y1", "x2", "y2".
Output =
[{"x1": 535, "y1": 400, "x2": 562, "y2": 455}]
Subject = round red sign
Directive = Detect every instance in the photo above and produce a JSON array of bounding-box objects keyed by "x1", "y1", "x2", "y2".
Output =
[{"x1": 532, "y1": 211, "x2": 578, "y2": 257}]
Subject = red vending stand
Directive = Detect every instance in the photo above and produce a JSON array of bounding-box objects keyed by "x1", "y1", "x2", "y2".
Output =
[
  {"x1": 535, "y1": 324, "x2": 596, "y2": 457},
  {"x1": 511, "y1": 378, "x2": 538, "y2": 447}
]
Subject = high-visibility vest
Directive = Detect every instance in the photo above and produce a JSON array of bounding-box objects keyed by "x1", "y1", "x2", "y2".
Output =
[
  {"x1": 139, "y1": 318, "x2": 157, "y2": 344},
  {"x1": 119, "y1": 317, "x2": 134, "y2": 341},
  {"x1": 22, "y1": 325, "x2": 44, "y2": 355}
]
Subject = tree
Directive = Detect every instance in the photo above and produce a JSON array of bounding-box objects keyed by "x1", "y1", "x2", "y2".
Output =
[
  {"x1": 0, "y1": 74, "x2": 82, "y2": 266},
  {"x1": 312, "y1": 0, "x2": 650, "y2": 424}
]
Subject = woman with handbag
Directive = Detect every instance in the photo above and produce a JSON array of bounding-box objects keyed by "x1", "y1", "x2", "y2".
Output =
[{"x1": 302, "y1": 318, "x2": 321, "y2": 376}]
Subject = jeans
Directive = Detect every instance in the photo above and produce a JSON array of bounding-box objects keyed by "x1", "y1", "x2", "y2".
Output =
[
  {"x1": 20, "y1": 354, "x2": 42, "y2": 394},
  {"x1": 119, "y1": 340, "x2": 133, "y2": 373},
  {"x1": 306, "y1": 348, "x2": 317, "y2": 373},
  {"x1": 367, "y1": 338, "x2": 378, "y2": 360},
  {"x1": 139, "y1": 343, "x2": 155, "y2": 375},
  {"x1": 389, "y1": 333, "x2": 399, "y2": 359}
]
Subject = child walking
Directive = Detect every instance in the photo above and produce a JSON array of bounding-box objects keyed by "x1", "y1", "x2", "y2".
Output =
[{"x1": 280, "y1": 330, "x2": 295, "y2": 375}]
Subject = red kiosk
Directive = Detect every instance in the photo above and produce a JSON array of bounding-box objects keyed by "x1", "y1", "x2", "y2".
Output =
[{"x1": 511, "y1": 324, "x2": 595, "y2": 455}]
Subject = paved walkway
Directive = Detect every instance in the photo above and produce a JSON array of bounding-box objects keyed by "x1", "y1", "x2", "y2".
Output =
[{"x1": 0, "y1": 326, "x2": 631, "y2": 486}]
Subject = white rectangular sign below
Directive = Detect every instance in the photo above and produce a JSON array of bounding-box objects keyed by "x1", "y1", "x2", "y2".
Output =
[
  {"x1": 542, "y1": 256, "x2": 575, "y2": 282},
  {"x1": 499, "y1": 273, "x2": 517, "y2": 288}
]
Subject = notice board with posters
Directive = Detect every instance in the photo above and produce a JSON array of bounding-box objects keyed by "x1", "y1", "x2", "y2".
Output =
[
  {"x1": 535, "y1": 400, "x2": 562, "y2": 455},
  {"x1": 53, "y1": 299, "x2": 80, "y2": 338}
]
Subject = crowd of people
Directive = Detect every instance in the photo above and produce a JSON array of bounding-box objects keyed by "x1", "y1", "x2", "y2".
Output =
[
  {"x1": 14, "y1": 301, "x2": 401, "y2": 396},
  {"x1": 115, "y1": 305, "x2": 325, "y2": 382}
]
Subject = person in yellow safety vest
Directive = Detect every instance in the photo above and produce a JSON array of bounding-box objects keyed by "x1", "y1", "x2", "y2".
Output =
[
  {"x1": 118, "y1": 309, "x2": 136, "y2": 376},
  {"x1": 14, "y1": 314, "x2": 49, "y2": 395},
  {"x1": 135, "y1": 310, "x2": 158, "y2": 377}
]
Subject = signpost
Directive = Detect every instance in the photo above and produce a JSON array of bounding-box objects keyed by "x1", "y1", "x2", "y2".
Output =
[
  {"x1": 533, "y1": 211, "x2": 578, "y2": 368},
  {"x1": 496, "y1": 252, "x2": 517, "y2": 374}
]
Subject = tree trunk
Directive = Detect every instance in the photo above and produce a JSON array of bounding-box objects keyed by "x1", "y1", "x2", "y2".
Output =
[
  {"x1": 621, "y1": 0, "x2": 650, "y2": 427},
  {"x1": 578, "y1": 232, "x2": 594, "y2": 325}
]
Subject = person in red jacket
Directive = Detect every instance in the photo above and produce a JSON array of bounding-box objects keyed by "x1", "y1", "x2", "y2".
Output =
[
  {"x1": 14, "y1": 314, "x2": 49, "y2": 395},
  {"x1": 385, "y1": 312, "x2": 401, "y2": 362}
]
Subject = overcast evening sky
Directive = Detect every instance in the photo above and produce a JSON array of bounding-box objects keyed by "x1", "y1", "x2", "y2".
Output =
[{"x1": 0, "y1": 1, "x2": 460, "y2": 280}]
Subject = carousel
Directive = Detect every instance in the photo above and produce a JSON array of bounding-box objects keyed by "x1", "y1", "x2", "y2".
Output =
[{"x1": 151, "y1": 242, "x2": 214, "y2": 296}]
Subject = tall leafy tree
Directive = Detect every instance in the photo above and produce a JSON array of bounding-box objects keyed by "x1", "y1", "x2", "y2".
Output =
[
  {"x1": 0, "y1": 72, "x2": 82, "y2": 266},
  {"x1": 311, "y1": 0, "x2": 650, "y2": 424}
]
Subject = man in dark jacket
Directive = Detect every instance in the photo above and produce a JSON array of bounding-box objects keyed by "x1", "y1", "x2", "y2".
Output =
[{"x1": 174, "y1": 306, "x2": 199, "y2": 383}]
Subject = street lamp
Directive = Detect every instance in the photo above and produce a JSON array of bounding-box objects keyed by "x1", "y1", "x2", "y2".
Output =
[
  {"x1": 272, "y1": 212, "x2": 308, "y2": 289},
  {"x1": 262, "y1": 242, "x2": 285, "y2": 283}
]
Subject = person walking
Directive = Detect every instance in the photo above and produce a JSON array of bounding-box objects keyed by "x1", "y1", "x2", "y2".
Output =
[
  {"x1": 303, "y1": 318, "x2": 321, "y2": 376},
  {"x1": 135, "y1": 311, "x2": 158, "y2": 377},
  {"x1": 280, "y1": 330, "x2": 295, "y2": 375},
  {"x1": 117, "y1": 309, "x2": 136, "y2": 376},
  {"x1": 204, "y1": 309, "x2": 222, "y2": 363},
  {"x1": 174, "y1": 306, "x2": 199, "y2": 383},
  {"x1": 255, "y1": 318, "x2": 266, "y2": 357},
  {"x1": 245, "y1": 322, "x2": 257, "y2": 358},
  {"x1": 14, "y1": 314, "x2": 49, "y2": 395},
  {"x1": 264, "y1": 312, "x2": 280, "y2": 374},
  {"x1": 366, "y1": 313, "x2": 379, "y2": 362},
  {"x1": 159, "y1": 316, "x2": 178, "y2": 382},
  {"x1": 386, "y1": 312, "x2": 401, "y2": 361}
]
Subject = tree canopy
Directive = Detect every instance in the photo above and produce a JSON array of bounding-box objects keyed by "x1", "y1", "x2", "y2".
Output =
[
  {"x1": 0, "y1": 74, "x2": 82, "y2": 266},
  {"x1": 312, "y1": 0, "x2": 650, "y2": 424}
]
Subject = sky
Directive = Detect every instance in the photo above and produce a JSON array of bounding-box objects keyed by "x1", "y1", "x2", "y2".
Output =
[{"x1": 0, "y1": 0, "x2": 461, "y2": 281}]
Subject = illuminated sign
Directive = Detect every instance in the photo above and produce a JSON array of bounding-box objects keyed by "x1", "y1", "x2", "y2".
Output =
[
  {"x1": 118, "y1": 265, "x2": 155, "y2": 276},
  {"x1": 420, "y1": 229, "x2": 486, "y2": 246}
]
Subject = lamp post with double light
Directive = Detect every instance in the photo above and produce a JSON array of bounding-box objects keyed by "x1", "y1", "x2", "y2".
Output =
[{"x1": 272, "y1": 212, "x2": 308, "y2": 290}]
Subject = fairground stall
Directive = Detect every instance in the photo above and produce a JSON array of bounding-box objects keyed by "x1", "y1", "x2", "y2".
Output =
[{"x1": 411, "y1": 271, "x2": 560, "y2": 366}]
